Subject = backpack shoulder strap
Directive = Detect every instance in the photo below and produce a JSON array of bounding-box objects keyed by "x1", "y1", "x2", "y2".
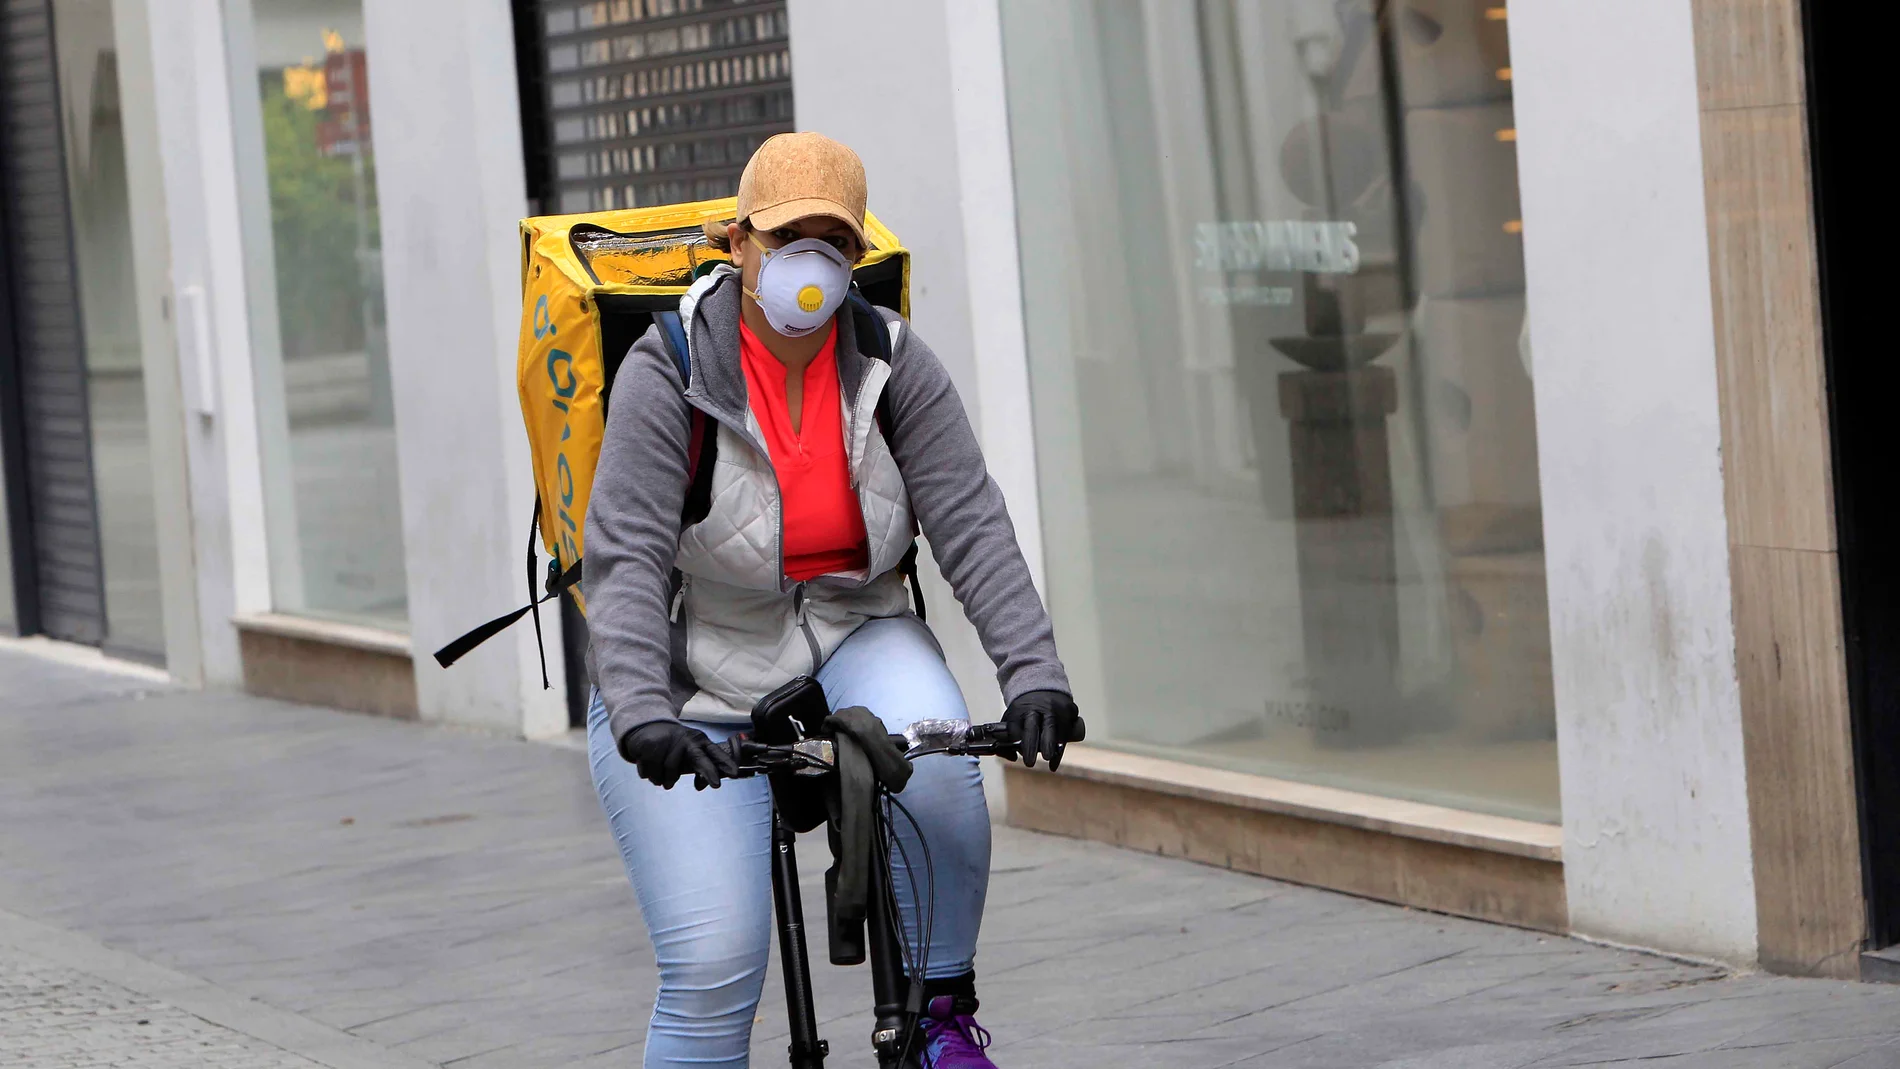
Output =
[
  {"x1": 653, "y1": 309, "x2": 691, "y2": 384},
  {"x1": 654, "y1": 309, "x2": 717, "y2": 526},
  {"x1": 846, "y1": 288, "x2": 899, "y2": 439},
  {"x1": 845, "y1": 288, "x2": 891, "y2": 365}
]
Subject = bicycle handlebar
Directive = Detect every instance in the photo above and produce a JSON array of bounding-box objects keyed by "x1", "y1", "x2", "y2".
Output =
[{"x1": 724, "y1": 717, "x2": 1086, "y2": 779}]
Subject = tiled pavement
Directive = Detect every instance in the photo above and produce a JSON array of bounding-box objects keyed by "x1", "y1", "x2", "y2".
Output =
[
  {"x1": 4, "y1": 644, "x2": 1900, "y2": 1068},
  {"x1": 0, "y1": 947, "x2": 324, "y2": 1068}
]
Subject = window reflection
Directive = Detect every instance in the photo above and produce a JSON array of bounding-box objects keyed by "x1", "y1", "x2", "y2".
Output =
[
  {"x1": 237, "y1": 0, "x2": 406, "y2": 629},
  {"x1": 1004, "y1": 0, "x2": 1555, "y2": 822}
]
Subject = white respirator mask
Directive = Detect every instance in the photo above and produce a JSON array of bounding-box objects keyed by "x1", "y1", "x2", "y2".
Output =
[{"x1": 743, "y1": 230, "x2": 854, "y2": 338}]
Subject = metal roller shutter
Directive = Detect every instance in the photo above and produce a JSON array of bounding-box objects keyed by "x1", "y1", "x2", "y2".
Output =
[
  {"x1": 519, "y1": 0, "x2": 795, "y2": 215},
  {"x1": 0, "y1": 0, "x2": 107, "y2": 644}
]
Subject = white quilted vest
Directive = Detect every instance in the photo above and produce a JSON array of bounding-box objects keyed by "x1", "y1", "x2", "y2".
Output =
[{"x1": 672, "y1": 283, "x2": 916, "y2": 724}]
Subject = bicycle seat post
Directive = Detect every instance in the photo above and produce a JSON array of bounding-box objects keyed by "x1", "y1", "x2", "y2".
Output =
[{"x1": 769, "y1": 801, "x2": 828, "y2": 1068}]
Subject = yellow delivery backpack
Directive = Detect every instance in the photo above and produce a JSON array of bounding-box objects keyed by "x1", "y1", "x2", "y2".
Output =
[{"x1": 434, "y1": 197, "x2": 910, "y2": 677}]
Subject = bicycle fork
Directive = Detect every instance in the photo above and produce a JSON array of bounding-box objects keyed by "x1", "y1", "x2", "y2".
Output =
[{"x1": 866, "y1": 851, "x2": 920, "y2": 1068}]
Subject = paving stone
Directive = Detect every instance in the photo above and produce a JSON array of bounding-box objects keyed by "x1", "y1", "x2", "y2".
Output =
[{"x1": 0, "y1": 947, "x2": 321, "y2": 1068}]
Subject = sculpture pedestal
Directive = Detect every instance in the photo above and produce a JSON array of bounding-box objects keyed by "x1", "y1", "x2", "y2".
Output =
[{"x1": 1278, "y1": 365, "x2": 1403, "y2": 745}]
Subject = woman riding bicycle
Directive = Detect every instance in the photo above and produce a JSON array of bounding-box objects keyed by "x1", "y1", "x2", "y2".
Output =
[{"x1": 583, "y1": 131, "x2": 1080, "y2": 1069}]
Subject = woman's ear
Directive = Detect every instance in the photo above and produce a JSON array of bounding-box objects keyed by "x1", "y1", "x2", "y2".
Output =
[{"x1": 726, "y1": 221, "x2": 748, "y2": 268}]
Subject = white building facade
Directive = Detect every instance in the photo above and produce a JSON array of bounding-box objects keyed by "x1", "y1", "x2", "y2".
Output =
[{"x1": 1, "y1": 0, "x2": 1881, "y2": 979}]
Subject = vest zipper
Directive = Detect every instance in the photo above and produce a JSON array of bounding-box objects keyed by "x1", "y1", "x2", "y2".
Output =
[
  {"x1": 846, "y1": 367, "x2": 878, "y2": 490},
  {"x1": 792, "y1": 581, "x2": 822, "y2": 674},
  {"x1": 843, "y1": 380, "x2": 861, "y2": 490},
  {"x1": 848, "y1": 367, "x2": 885, "y2": 582}
]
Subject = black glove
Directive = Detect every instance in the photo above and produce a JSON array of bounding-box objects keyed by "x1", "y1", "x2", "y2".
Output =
[
  {"x1": 1002, "y1": 690, "x2": 1081, "y2": 771},
  {"x1": 619, "y1": 720, "x2": 740, "y2": 790}
]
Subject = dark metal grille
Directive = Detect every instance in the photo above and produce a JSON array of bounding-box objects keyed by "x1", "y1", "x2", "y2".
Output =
[
  {"x1": 534, "y1": 0, "x2": 793, "y2": 214},
  {"x1": 0, "y1": 0, "x2": 106, "y2": 644}
]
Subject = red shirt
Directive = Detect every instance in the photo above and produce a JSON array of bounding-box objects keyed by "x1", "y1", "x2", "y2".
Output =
[{"x1": 739, "y1": 320, "x2": 869, "y2": 581}]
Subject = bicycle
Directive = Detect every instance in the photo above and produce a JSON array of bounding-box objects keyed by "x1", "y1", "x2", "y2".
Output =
[{"x1": 721, "y1": 708, "x2": 1085, "y2": 1069}]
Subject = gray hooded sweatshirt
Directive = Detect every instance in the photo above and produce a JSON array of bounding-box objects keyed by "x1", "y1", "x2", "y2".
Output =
[{"x1": 584, "y1": 266, "x2": 1070, "y2": 752}]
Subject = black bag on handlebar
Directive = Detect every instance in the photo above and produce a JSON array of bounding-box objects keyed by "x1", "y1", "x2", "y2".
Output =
[
  {"x1": 769, "y1": 773, "x2": 830, "y2": 836},
  {"x1": 753, "y1": 676, "x2": 832, "y2": 833}
]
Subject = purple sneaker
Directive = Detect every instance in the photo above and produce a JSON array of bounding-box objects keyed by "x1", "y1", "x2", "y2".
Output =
[{"x1": 916, "y1": 996, "x2": 997, "y2": 1068}]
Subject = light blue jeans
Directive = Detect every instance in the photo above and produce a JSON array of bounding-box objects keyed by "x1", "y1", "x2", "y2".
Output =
[{"x1": 587, "y1": 615, "x2": 991, "y2": 1069}]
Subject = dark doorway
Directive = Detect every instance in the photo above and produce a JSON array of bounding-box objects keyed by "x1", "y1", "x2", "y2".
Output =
[
  {"x1": 1803, "y1": 0, "x2": 1900, "y2": 959},
  {"x1": 4, "y1": 0, "x2": 169, "y2": 665},
  {"x1": 0, "y1": 0, "x2": 108, "y2": 645}
]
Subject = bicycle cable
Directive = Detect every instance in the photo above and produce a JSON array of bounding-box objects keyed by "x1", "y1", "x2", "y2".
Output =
[
  {"x1": 872, "y1": 800, "x2": 927, "y2": 985},
  {"x1": 884, "y1": 791, "x2": 937, "y2": 974},
  {"x1": 882, "y1": 788, "x2": 938, "y2": 1067}
]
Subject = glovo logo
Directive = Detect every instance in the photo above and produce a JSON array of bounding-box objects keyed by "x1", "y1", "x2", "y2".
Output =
[
  {"x1": 535, "y1": 293, "x2": 582, "y2": 569},
  {"x1": 796, "y1": 284, "x2": 826, "y2": 313}
]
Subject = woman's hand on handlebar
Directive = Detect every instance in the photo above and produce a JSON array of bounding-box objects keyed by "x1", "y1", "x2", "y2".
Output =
[
  {"x1": 620, "y1": 720, "x2": 741, "y2": 790},
  {"x1": 1001, "y1": 690, "x2": 1083, "y2": 771}
]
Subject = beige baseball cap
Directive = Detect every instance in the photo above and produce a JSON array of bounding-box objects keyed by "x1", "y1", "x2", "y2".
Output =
[{"x1": 734, "y1": 132, "x2": 867, "y2": 249}]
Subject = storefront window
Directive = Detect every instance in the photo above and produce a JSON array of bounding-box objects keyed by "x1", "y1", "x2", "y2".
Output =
[
  {"x1": 1003, "y1": 0, "x2": 1556, "y2": 822},
  {"x1": 231, "y1": 0, "x2": 406, "y2": 629}
]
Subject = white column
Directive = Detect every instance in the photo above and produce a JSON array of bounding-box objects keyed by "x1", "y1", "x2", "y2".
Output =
[
  {"x1": 218, "y1": 0, "x2": 304, "y2": 614},
  {"x1": 958, "y1": 0, "x2": 1112, "y2": 731},
  {"x1": 363, "y1": 0, "x2": 565, "y2": 737},
  {"x1": 112, "y1": 0, "x2": 203, "y2": 684},
  {"x1": 1510, "y1": 2, "x2": 1758, "y2": 962},
  {"x1": 946, "y1": 0, "x2": 1052, "y2": 583}
]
